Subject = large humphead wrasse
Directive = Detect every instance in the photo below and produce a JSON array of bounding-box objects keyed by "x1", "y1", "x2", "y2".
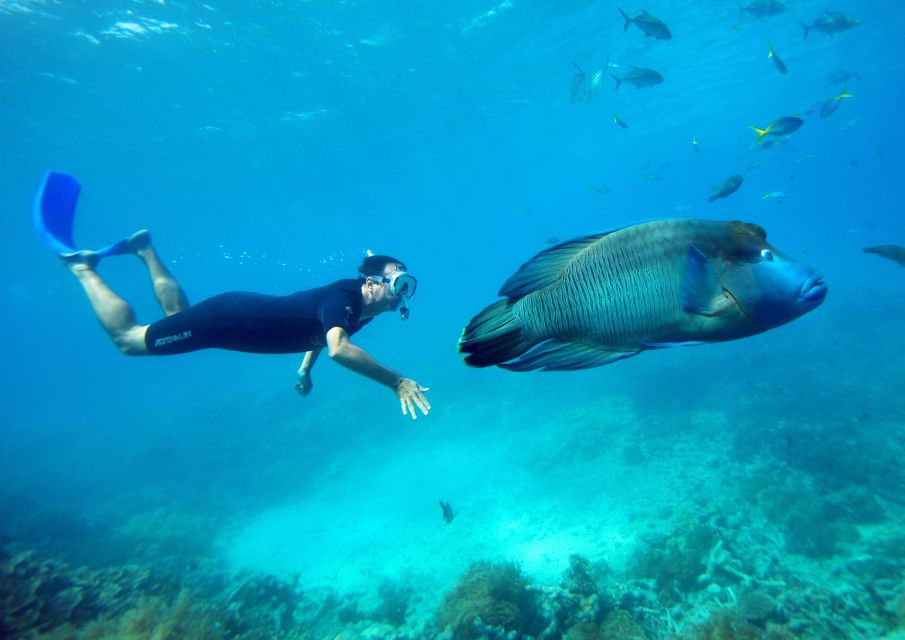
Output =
[{"x1": 458, "y1": 219, "x2": 826, "y2": 371}]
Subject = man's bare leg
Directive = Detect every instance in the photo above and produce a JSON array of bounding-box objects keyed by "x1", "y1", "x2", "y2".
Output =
[
  {"x1": 63, "y1": 252, "x2": 150, "y2": 355},
  {"x1": 126, "y1": 230, "x2": 189, "y2": 316}
]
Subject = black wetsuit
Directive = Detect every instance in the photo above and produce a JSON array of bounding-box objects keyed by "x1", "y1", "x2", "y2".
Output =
[{"x1": 145, "y1": 279, "x2": 371, "y2": 355}]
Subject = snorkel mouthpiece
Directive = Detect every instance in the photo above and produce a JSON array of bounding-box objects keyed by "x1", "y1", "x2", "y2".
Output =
[{"x1": 400, "y1": 301, "x2": 410, "y2": 321}]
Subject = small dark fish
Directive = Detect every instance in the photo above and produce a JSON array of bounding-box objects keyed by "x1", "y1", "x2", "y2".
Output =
[
  {"x1": 737, "y1": 0, "x2": 786, "y2": 19},
  {"x1": 819, "y1": 85, "x2": 854, "y2": 118},
  {"x1": 750, "y1": 116, "x2": 803, "y2": 142},
  {"x1": 570, "y1": 61, "x2": 591, "y2": 103},
  {"x1": 613, "y1": 113, "x2": 629, "y2": 128},
  {"x1": 613, "y1": 66, "x2": 664, "y2": 90},
  {"x1": 800, "y1": 11, "x2": 860, "y2": 40},
  {"x1": 849, "y1": 156, "x2": 858, "y2": 166},
  {"x1": 767, "y1": 41, "x2": 787, "y2": 74},
  {"x1": 439, "y1": 500, "x2": 456, "y2": 524},
  {"x1": 618, "y1": 7, "x2": 672, "y2": 40},
  {"x1": 587, "y1": 184, "x2": 612, "y2": 194},
  {"x1": 864, "y1": 245, "x2": 905, "y2": 267},
  {"x1": 709, "y1": 174, "x2": 744, "y2": 202},
  {"x1": 543, "y1": 236, "x2": 561, "y2": 246}
]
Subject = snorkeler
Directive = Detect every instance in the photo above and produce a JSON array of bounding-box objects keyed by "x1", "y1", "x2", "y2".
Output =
[{"x1": 34, "y1": 172, "x2": 431, "y2": 421}]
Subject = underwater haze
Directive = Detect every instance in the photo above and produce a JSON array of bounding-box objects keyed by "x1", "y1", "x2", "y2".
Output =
[{"x1": 2, "y1": 0, "x2": 905, "y2": 638}]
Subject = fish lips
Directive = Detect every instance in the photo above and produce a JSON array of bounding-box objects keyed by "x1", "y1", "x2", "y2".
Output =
[{"x1": 799, "y1": 272, "x2": 828, "y2": 306}]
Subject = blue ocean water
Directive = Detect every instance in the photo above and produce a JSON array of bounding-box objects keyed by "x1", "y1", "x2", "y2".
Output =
[{"x1": 2, "y1": 0, "x2": 904, "y2": 638}]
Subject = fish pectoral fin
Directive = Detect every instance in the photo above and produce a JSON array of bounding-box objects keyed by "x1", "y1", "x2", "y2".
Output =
[
  {"x1": 500, "y1": 340, "x2": 641, "y2": 372},
  {"x1": 681, "y1": 245, "x2": 733, "y2": 316}
]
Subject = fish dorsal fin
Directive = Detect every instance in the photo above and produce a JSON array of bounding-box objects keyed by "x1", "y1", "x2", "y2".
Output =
[
  {"x1": 499, "y1": 231, "x2": 612, "y2": 298},
  {"x1": 681, "y1": 245, "x2": 732, "y2": 316},
  {"x1": 501, "y1": 339, "x2": 642, "y2": 372}
]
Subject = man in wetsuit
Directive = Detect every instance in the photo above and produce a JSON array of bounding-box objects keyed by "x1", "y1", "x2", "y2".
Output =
[{"x1": 62, "y1": 230, "x2": 431, "y2": 420}]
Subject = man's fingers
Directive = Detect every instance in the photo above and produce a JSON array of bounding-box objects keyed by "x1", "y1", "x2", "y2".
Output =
[{"x1": 398, "y1": 382, "x2": 430, "y2": 420}]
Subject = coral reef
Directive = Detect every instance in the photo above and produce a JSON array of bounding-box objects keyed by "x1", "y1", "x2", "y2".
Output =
[
  {"x1": 628, "y1": 517, "x2": 717, "y2": 602},
  {"x1": 374, "y1": 578, "x2": 413, "y2": 626},
  {"x1": 226, "y1": 573, "x2": 298, "y2": 634},
  {"x1": 601, "y1": 609, "x2": 648, "y2": 639},
  {"x1": 683, "y1": 611, "x2": 795, "y2": 640},
  {"x1": 0, "y1": 544, "x2": 315, "y2": 640},
  {"x1": 561, "y1": 555, "x2": 599, "y2": 597},
  {"x1": 539, "y1": 555, "x2": 609, "y2": 639},
  {"x1": 736, "y1": 590, "x2": 775, "y2": 624},
  {"x1": 0, "y1": 549, "x2": 176, "y2": 637},
  {"x1": 434, "y1": 561, "x2": 543, "y2": 639},
  {"x1": 73, "y1": 589, "x2": 225, "y2": 640}
]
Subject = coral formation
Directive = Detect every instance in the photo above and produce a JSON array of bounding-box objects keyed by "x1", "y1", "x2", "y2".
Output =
[
  {"x1": 226, "y1": 573, "x2": 299, "y2": 634},
  {"x1": 684, "y1": 611, "x2": 795, "y2": 640},
  {"x1": 564, "y1": 621, "x2": 604, "y2": 640},
  {"x1": 629, "y1": 518, "x2": 718, "y2": 602},
  {"x1": 374, "y1": 578, "x2": 412, "y2": 626},
  {"x1": 434, "y1": 561, "x2": 543, "y2": 639},
  {"x1": 601, "y1": 608, "x2": 648, "y2": 639},
  {"x1": 0, "y1": 544, "x2": 317, "y2": 640},
  {"x1": 75, "y1": 589, "x2": 225, "y2": 640},
  {"x1": 562, "y1": 555, "x2": 599, "y2": 597},
  {"x1": 0, "y1": 549, "x2": 175, "y2": 637},
  {"x1": 736, "y1": 590, "x2": 775, "y2": 624}
]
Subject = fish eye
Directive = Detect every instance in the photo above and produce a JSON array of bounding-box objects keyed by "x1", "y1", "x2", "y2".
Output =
[{"x1": 761, "y1": 249, "x2": 774, "y2": 261}]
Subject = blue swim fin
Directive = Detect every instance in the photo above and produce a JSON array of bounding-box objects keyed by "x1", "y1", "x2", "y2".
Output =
[{"x1": 33, "y1": 171, "x2": 130, "y2": 257}]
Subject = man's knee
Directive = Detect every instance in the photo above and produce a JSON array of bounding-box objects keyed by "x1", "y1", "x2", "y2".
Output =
[{"x1": 114, "y1": 326, "x2": 150, "y2": 356}]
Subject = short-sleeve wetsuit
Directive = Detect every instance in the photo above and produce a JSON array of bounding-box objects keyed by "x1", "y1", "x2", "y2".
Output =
[{"x1": 144, "y1": 279, "x2": 371, "y2": 355}]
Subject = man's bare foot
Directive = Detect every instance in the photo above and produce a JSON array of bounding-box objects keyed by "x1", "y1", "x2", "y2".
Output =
[
  {"x1": 126, "y1": 229, "x2": 152, "y2": 253},
  {"x1": 60, "y1": 250, "x2": 100, "y2": 272}
]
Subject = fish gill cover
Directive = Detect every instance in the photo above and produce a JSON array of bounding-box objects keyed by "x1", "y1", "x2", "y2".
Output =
[{"x1": 1, "y1": 1, "x2": 904, "y2": 639}]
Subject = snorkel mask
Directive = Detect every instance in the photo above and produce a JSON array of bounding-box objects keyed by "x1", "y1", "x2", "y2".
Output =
[{"x1": 368, "y1": 270, "x2": 417, "y2": 320}]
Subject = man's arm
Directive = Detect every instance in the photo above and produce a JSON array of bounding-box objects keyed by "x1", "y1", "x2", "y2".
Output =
[
  {"x1": 295, "y1": 349, "x2": 321, "y2": 396},
  {"x1": 326, "y1": 326, "x2": 431, "y2": 420}
]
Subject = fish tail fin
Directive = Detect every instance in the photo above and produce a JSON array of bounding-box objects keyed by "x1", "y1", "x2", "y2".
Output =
[
  {"x1": 838, "y1": 84, "x2": 854, "y2": 99},
  {"x1": 458, "y1": 300, "x2": 533, "y2": 368},
  {"x1": 750, "y1": 125, "x2": 769, "y2": 141},
  {"x1": 737, "y1": 1, "x2": 745, "y2": 18},
  {"x1": 798, "y1": 20, "x2": 810, "y2": 40},
  {"x1": 767, "y1": 40, "x2": 774, "y2": 57},
  {"x1": 613, "y1": 75, "x2": 622, "y2": 91},
  {"x1": 618, "y1": 7, "x2": 632, "y2": 31}
]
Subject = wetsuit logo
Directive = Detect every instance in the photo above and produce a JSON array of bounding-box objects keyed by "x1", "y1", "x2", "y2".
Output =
[{"x1": 154, "y1": 330, "x2": 193, "y2": 347}]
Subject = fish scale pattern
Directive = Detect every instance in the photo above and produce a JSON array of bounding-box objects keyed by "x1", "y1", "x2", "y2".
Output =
[{"x1": 516, "y1": 221, "x2": 696, "y2": 347}]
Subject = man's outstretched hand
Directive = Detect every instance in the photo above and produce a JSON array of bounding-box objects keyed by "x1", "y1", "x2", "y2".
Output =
[{"x1": 395, "y1": 378, "x2": 430, "y2": 421}]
